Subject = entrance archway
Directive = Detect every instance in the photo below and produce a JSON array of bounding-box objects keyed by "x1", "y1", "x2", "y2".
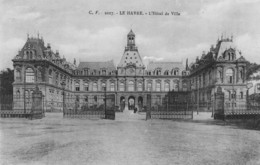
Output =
[
  {"x1": 120, "y1": 96, "x2": 125, "y2": 111},
  {"x1": 138, "y1": 96, "x2": 143, "y2": 111},
  {"x1": 128, "y1": 96, "x2": 135, "y2": 110}
]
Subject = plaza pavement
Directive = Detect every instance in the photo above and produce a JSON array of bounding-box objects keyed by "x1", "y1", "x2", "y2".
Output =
[{"x1": 0, "y1": 111, "x2": 260, "y2": 165}]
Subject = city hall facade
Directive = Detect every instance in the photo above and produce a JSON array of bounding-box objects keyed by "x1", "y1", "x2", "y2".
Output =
[{"x1": 12, "y1": 30, "x2": 248, "y2": 112}]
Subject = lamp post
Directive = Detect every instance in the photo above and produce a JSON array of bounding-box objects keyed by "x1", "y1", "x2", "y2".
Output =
[{"x1": 61, "y1": 81, "x2": 66, "y2": 117}]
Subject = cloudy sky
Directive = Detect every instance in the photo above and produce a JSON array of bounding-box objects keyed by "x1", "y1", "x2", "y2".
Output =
[{"x1": 0, "y1": 0, "x2": 260, "y2": 71}]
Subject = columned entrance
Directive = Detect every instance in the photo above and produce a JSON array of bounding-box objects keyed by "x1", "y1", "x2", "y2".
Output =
[{"x1": 128, "y1": 96, "x2": 135, "y2": 110}]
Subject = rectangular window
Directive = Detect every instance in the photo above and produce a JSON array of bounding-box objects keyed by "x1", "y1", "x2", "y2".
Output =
[
  {"x1": 257, "y1": 84, "x2": 260, "y2": 92},
  {"x1": 229, "y1": 76, "x2": 233, "y2": 83},
  {"x1": 240, "y1": 92, "x2": 243, "y2": 99},
  {"x1": 85, "y1": 87, "x2": 89, "y2": 91},
  {"x1": 231, "y1": 91, "x2": 236, "y2": 99},
  {"x1": 147, "y1": 83, "x2": 152, "y2": 91},
  {"x1": 110, "y1": 83, "x2": 115, "y2": 91},
  {"x1": 75, "y1": 87, "x2": 80, "y2": 91},
  {"x1": 156, "y1": 82, "x2": 161, "y2": 92},
  {"x1": 119, "y1": 83, "x2": 124, "y2": 91}
]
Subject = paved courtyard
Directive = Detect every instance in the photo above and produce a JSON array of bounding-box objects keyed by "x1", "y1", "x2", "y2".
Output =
[{"x1": 0, "y1": 112, "x2": 260, "y2": 165}]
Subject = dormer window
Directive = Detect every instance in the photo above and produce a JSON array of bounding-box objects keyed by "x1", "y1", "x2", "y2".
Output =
[
  {"x1": 173, "y1": 69, "x2": 179, "y2": 76},
  {"x1": 224, "y1": 49, "x2": 236, "y2": 61},
  {"x1": 155, "y1": 69, "x2": 161, "y2": 75},
  {"x1": 84, "y1": 69, "x2": 89, "y2": 75},
  {"x1": 102, "y1": 69, "x2": 106, "y2": 75}
]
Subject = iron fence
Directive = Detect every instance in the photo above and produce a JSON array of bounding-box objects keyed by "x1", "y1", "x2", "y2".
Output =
[
  {"x1": 63, "y1": 95, "x2": 115, "y2": 119},
  {"x1": 147, "y1": 92, "x2": 193, "y2": 119},
  {"x1": 0, "y1": 95, "x2": 43, "y2": 118}
]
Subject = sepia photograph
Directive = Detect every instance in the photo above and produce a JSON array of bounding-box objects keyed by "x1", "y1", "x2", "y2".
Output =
[{"x1": 0, "y1": 0, "x2": 260, "y2": 164}]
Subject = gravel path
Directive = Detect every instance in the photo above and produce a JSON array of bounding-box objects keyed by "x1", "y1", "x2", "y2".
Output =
[{"x1": 0, "y1": 112, "x2": 260, "y2": 165}]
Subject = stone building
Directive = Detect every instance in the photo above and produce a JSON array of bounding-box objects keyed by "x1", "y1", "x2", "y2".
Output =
[
  {"x1": 188, "y1": 36, "x2": 248, "y2": 112},
  {"x1": 12, "y1": 30, "x2": 248, "y2": 112},
  {"x1": 247, "y1": 69, "x2": 260, "y2": 95}
]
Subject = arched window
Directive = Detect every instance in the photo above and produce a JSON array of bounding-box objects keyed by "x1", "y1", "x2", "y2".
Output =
[
  {"x1": 102, "y1": 83, "x2": 106, "y2": 91},
  {"x1": 84, "y1": 82, "x2": 89, "y2": 91},
  {"x1": 93, "y1": 82, "x2": 98, "y2": 91},
  {"x1": 164, "y1": 70, "x2": 169, "y2": 75},
  {"x1": 147, "y1": 82, "x2": 152, "y2": 91},
  {"x1": 110, "y1": 83, "x2": 115, "y2": 91},
  {"x1": 164, "y1": 82, "x2": 170, "y2": 91},
  {"x1": 119, "y1": 82, "x2": 124, "y2": 91},
  {"x1": 49, "y1": 69, "x2": 53, "y2": 84},
  {"x1": 16, "y1": 69, "x2": 21, "y2": 81},
  {"x1": 156, "y1": 82, "x2": 161, "y2": 91},
  {"x1": 226, "y1": 69, "x2": 234, "y2": 84},
  {"x1": 25, "y1": 68, "x2": 34, "y2": 83},
  {"x1": 128, "y1": 81, "x2": 134, "y2": 91}
]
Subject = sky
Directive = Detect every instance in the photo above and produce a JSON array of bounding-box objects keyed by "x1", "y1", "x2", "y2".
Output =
[{"x1": 0, "y1": 0, "x2": 260, "y2": 71}]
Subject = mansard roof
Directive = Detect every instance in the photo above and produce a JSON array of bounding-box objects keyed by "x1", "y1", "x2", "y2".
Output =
[
  {"x1": 147, "y1": 61, "x2": 184, "y2": 71},
  {"x1": 214, "y1": 37, "x2": 240, "y2": 59},
  {"x1": 20, "y1": 37, "x2": 46, "y2": 58},
  {"x1": 78, "y1": 60, "x2": 116, "y2": 71}
]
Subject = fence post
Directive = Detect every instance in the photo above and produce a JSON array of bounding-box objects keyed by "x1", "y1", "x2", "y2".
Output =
[{"x1": 191, "y1": 103, "x2": 194, "y2": 119}]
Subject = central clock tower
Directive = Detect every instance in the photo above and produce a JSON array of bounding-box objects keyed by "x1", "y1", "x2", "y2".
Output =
[{"x1": 117, "y1": 30, "x2": 145, "y2": 76}]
